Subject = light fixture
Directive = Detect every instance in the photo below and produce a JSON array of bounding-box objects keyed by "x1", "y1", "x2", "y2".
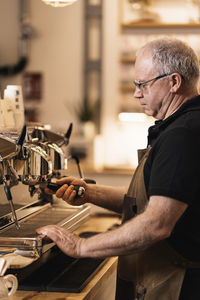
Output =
[{"x1": 41, "y1": 0, "x2": 77, "y2": 8}]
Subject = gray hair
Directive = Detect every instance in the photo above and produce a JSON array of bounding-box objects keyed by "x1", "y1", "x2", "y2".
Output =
[{"x1": 137, "y1": 37, "x2": 199, "y2": 85}]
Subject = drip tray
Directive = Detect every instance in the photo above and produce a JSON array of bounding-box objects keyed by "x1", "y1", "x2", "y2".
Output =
[
  {"x1": 9, "y1": 232, "x2": 106, "y2": 293},
  {"x1": 0, "y1": 204, "x2": 23, "y2": 217},
  {"x1": 0, "y1": 204, "x2": 90, "y2": 255},
  {"x1": 18, "y1": 253, "x2": 106, "y2": 293}
]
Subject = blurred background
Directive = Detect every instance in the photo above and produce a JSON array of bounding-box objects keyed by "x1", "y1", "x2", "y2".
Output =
[{"x1": 0, "y1": 0, "x2": 200, "y2": 175}]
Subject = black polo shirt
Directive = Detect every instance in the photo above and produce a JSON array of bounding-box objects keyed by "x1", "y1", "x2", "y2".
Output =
[{"x1": 144, "y1": 95, "x2": 200, "y2": 261}]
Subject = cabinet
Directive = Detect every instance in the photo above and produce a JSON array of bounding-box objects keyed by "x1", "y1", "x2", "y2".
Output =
[{"x1": 118, "y1": 0, "x2": 200, "y2": 114}]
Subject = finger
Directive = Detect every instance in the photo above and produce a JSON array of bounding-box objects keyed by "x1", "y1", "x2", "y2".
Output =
[
  {"x1": 38, "y1": 234, "x2": 52, "y2": 244},
  {"x1": 36, "y1": 225, "x2": 61, "y2": 243},
  {"x1": 36, "y1": 225, "x2": 53, "y2": 235},
  {"x1": 62, "y1": 185, "x2": 76, "y2": 202},
  {"x1": 36, "y1": 226, "x2": 80, "y2": 257},
  {"x1": 66, "y1": 189, "x2": 77, "y2": 205},
  {"x1": 56, "y1": 176, "x2": 76, "y2": 185},
  {"x1": 55, "y1": 184, "x2": 68, "y2": 198}
]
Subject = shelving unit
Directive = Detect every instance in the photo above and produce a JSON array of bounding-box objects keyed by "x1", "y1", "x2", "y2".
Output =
[
  {"x1": 119, "y1": 18, "x2": 200, "y2": 113},
  {"x1": 121, "y1": 22, "x2": 200, "y2": 29},
  {"x1": 83, "y1": 0, "x2": 103, "y2": 133}
]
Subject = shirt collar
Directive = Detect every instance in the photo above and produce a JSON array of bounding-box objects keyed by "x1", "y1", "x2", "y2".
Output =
[{"x1": 147, "y1": 95, "x2": 200, "y2": 146}]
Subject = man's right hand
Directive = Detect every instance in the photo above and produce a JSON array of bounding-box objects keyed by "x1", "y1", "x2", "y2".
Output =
[{"x1": 45, "y1": 176, "x2": 88, "y2": 206}]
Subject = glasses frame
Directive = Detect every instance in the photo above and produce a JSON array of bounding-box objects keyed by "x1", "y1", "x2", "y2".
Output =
[{"x1": 133, "y1": 73, "x2": 171, "y2": 91}]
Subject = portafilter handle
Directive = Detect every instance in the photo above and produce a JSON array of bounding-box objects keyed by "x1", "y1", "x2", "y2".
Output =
[{"x1": 46, "y1": 182, "x2": 85, "y2": 198}]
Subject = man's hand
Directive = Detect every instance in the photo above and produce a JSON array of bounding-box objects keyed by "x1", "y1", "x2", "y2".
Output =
[
  {"x1": 44, "y1": 177, "x2": 125, "y2": 213},
  {"x1": 45, "y1": 176, "x2": 88, "y2": 206},
  {"x1": 36, "y1": 225, "x2": 84, "y2": 258}
]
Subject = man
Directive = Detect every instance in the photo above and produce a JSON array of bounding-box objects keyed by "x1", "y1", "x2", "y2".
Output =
[{"x1": 37, "y1": 38, "x2": 200, "y2": 300}]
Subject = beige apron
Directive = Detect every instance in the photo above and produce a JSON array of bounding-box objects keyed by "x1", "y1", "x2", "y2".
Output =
[{"x1": 117, "y1": 147, "x2": 187, "y2": 300}]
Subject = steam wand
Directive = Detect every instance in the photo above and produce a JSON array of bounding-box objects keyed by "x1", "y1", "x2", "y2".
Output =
[
  {"x1": 3, "y1": 180, "x2": 20, "y2": 230},
  {"x1": 0, "y1": 159, "x2": 20, "y2": 230},
  {"x1": 69, "y1": 155, "x2": 96, "y2": 184}
]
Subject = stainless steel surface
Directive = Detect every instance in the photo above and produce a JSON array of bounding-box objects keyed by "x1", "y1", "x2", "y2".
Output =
[
  {"x1": 0, "y1": 200, "x2": 48, "y2": 230},
  {"x1": 13, "y1": 143, "x2": 52, "y2": 177},
  {"x1": 27, "y1": 125, "x2": 69, "y2": 171},
  {"x1": 0, "y1": 127, "x2": 53, "y2": 229},
  {"x1": 0, "y1": 135, "x2": 19, "y2": 160},
  {"x1": 0, "y1": 203, "x2": 90, "y2": 256},
  {"x1": 8, "y1": 198, "x2": 20, "y2": 230},
  {"x1": 0, "y1": 124, "x2": 91, "y2": 258},
  {"x1": 46, "y1": 142, "x2": 66, "y2": 170}
]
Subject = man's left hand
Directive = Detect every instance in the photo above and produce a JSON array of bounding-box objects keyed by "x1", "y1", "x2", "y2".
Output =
[{"x1": 36, "y1": 225, "x2": 84, "y2": 258}]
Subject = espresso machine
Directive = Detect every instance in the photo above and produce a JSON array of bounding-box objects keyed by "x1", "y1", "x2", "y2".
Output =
[{"x1": 0, "y1": 123, "x2": 104, "y2": 293}]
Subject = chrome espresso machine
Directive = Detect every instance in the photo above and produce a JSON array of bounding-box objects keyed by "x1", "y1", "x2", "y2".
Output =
[{"x1": 0, "y1": 123, "x2": 103, "y2": 293}]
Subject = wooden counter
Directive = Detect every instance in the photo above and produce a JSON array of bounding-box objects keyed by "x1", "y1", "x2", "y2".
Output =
[{"x1": 10, "y1": 210, "x2": 121, "y2": 300}]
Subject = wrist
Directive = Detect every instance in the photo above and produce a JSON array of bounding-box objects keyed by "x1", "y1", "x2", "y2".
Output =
[
  {"x1": 84, "y1": 184, "x2": 91, "y2": 203},
  {"x1": 77, "y1": 237, "x2": 87, "y2": 257}
]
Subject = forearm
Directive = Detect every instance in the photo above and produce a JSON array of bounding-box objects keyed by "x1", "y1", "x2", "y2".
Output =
[
  {"x1": 86, "y1": 184, "x2": 126, "y2": 213},
  {"x1": 79, "y1": 195, "x2": 188, "y2": 258},
  {"x1": 55, "y1": 176, "x2": 126, "y2": 213},
  {"x1": 79, "y1": 211, "x2": 160, "y2": 258},
  {"x1": 37, "y1": 210, "x2": 156, "y2": 259},
  {"x1": 37, "y1": 195, "x2": 188, "y2": 259}
]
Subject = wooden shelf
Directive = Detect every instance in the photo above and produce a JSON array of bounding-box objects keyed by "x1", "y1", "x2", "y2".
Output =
[
  {"x1": 24, "y1": 102, "x2": 41, "y2": 110},
  {"x1": 119, "y1": 17, "x2": 200, "y2": 114},
  {"x1": 121, "y1": 21, "x2": 200, "y2": 29},
  {"x1": 119, "y1": 84, "x2": 135, "y2": 93},
  {"x1": 120, "y1": 57, "x2": 136, "y2": 63}
]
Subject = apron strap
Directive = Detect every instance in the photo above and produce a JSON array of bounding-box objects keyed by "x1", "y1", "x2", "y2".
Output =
[{"x1": 122, "y1": 194, "x2": 137, "y2": 223}]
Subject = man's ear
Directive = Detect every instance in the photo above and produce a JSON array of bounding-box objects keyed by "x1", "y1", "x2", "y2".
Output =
[{"x1": 169, "y1": 73, "x2": 182, "y2": 93}]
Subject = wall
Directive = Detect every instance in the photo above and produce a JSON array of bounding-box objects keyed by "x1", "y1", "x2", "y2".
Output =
[
  {"x1": 100, "y1": 0, "x2": 200, "y2": 169},
  {"x1": 0, "y1": 0, "x2": 21, "y2": 88},
  {"x1": 100, "y1": 0, "x2": 154, "y2": 169},
  {"x1": 0, "y1": 0, "x2": 84, "y2": 134},
  {"x1": 0, "y1": 0, "x2": 154, "y2": 169},
  {"x1": 1, "y1": 1, "x2": 198, "y2": 170}
]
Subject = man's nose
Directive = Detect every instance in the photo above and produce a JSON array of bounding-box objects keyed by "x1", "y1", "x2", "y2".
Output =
[{"x1": 133, "y1": 86, "x2": 143, "y2": 98}]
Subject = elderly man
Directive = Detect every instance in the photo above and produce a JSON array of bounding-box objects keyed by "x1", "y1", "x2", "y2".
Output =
[{"x1": 37, "y1": 38, "x2": 200, "y2": 300}]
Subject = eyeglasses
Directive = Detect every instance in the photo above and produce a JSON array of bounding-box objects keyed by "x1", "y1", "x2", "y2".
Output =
[{"x1": 133, "y1": 73, "x2": 171, "y2": 92}]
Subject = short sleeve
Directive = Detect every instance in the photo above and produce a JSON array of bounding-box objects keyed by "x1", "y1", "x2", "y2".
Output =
[{"x1": 147, "y1": 127, "x2": 200, "y2": 205}]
